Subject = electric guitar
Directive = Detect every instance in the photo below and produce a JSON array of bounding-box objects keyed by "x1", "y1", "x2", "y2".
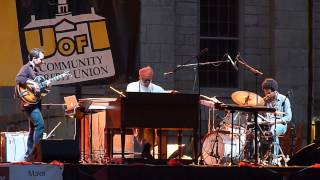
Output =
[{"x1": 15, "y1": 70, "x2": 72, "y2": 104}]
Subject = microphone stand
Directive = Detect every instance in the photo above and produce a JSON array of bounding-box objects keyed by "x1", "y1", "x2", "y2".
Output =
[
  {"x1": 236, "y1": 54, "x2": 264, "y2": 165},
  {"x1": 163, "y1": 48, "x2": 208, "y2": 76},
  {"x1": 169, "y1": 61, "x2": 228, "y2": 92},
  {"x1": 195, "y1": 54, "x2": 201, "y2": 165}
]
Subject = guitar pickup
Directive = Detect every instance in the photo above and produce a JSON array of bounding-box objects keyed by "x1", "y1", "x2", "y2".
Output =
[{"x1": 19, "y1": 90, "x2": 30, "y2": 97}]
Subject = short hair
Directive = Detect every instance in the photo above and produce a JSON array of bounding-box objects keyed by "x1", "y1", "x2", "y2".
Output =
[
  {"x1": 138, "y1": 66, "x2": 154, "y2": 78},
  {"x1": 28, "y1": 48, "x2": 43, "y2": 61},
  {"x1": 261, "y1": 78, "x2": 278, "y2": 92}
]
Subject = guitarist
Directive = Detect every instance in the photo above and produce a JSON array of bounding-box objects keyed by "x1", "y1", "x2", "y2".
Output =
[{"x1": 15, "y1": 48, "x2": 51, "y2": 162}]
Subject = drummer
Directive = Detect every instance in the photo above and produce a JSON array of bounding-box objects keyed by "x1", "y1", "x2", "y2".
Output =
[{"x1": 261, "y1": 78, "x2": 292, "y2": 160}]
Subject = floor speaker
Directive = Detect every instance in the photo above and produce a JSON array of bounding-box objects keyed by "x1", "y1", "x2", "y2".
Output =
[
  {"x1": 287, "y1": 143, "x2": 320, "y2": 166},
  {"x1": 38, "y1": 139, "x2": 80, "y2": 163}
]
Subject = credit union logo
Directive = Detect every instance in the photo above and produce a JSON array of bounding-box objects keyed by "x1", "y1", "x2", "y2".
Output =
[{"x1": 23, "y1": 0, "x2": 115, "y2": 84}]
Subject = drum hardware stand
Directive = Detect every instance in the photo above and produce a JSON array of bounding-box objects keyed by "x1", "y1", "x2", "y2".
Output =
[
  {"x1": 237, "y1": 114, "x2": 243, "y2": 163},
  {"x1": 230, "y1": 110, "x2": 235, "y2": 165},
  {"x1": 165, "y1": 50, "x2": 230, "y2": 164},
  {"x1": 201, "y1": 105, "x2": 217, "y2": 164},
  {"x1": 208, "y1": 107, "x2": 215, "y2": 133},
  {"x1": 231, "y1": 111, "x2": 245, "y2": 163},
  {"x1": 253, "y1": 112, "x2": 261, "y2": 165},
  {"x1": 210, "y1": 124, "x2": 222, "y2": 163},
  {"x1": 270, "y1": 116, "x2": 289, "y2": 166},
  {"x1": 256, "y1": 114, "x2": 269, "y2": 139},
  {"x1": 236, "y1": 54, "x2": 264, "y2": 165},
  {"x1": 253, "y1": 114, "x2": 273, "y2": 165}
]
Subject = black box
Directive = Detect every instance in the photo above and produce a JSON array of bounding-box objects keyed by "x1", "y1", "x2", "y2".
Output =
[{"x1": 38, "y1": 139, "x2": 80, "y2": 163}]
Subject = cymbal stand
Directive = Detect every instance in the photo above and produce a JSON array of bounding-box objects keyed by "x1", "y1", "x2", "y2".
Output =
[
  {"x1": 236, "y1": 55, "x2": 264, "y2": 165},
  {"x1": 208, "y1": 106, "x2": 215, "y2": 132},
  {"x1": 238, "y1": 114, "x2": 242, "y2": 163},
  {"x1": 253, "y1": 112, "x2": 260, "y2": 165},
  {"x1": 210, "y1": 123, "x2": 221, "y2": 163},
  {"x1": 230, "y1": 111, "x2": 244, "y2": 164},
  {"x1": 201, "y1": 105, "x2": 215, "y2": 164},
  {"x1": 230, "y1": 110, "x2": 235, "y2": 165}
]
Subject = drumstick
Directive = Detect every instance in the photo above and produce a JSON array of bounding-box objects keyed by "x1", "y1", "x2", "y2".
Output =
[
  {"x1": 110, "y1": 86, "x2": 126, "y2": 97},
  {"x1": 200, "y1": 94, "x2": 222, "y2": 104}
]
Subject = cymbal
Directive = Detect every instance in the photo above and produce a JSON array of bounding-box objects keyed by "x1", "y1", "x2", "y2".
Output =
[{"x1": 231, "y1": 91, "x2": 265, "y2": 106}]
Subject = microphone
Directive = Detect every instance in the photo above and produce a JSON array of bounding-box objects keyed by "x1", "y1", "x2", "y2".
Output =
[
  {"x1": 163, "y1": 72, "x2": 174, "y2": 76},
  {"x1": 227, "y1": 54, "x2": 238, "y2": 71}
]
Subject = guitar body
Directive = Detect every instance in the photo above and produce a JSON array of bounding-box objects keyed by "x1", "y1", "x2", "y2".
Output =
[
  {"x1": 15, "y1": 76, "x2": 49, "y2": 104},
  {"x1": 15, "y1": 70, "x2": 71, "y2": 104}
]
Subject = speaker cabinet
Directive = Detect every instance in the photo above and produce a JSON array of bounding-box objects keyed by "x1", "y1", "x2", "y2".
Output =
[
  {"x1": 0, "y1": 132, "x2": 29, "y2": 162},
  {"x1": 288, "y1": 143, "x2": 320, "y2": 166},
  {"x1": 38, "y1": 139, "x2": 80, "y2": 163}
]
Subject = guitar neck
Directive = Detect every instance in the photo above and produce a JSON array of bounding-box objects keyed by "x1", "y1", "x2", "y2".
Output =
[{"x1": 41, "y1": 73, "x2": 68, "y2": 86}]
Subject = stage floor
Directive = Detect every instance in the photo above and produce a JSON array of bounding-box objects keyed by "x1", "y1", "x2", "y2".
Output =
[
  {"x1": 0, "y1": 162, "x2": 319, "y2": 180},
  {"x1": 62, "y1": 163, "x2": 320, "y2": 180}
]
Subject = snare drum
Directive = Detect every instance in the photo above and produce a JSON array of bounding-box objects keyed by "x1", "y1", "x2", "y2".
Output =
[{"x1": 220, "y1": 124, "x2": 246, "y2": 135}]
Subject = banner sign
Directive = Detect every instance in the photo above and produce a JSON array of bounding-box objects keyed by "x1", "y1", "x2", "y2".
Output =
[
  {"x1": 23, "y1": 3, "x2": 114, "y2": 85},
  {"x1": 0, "y1": 0, "x2": 140, "y2": 86}
]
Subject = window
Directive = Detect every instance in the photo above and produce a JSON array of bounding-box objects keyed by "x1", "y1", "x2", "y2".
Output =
[{"x1": 200, "y1": 0, "x2": 239, "y2": 88}]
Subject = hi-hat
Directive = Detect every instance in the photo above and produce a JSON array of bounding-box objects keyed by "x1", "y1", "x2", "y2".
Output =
[{"x1": 231, "y1": 91, "x2": 265, "y2": 106}]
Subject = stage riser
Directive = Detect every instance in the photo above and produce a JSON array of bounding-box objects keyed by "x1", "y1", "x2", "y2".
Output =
[{"x1": 63, "y1": 165, "x2": 317, "y2": 180}]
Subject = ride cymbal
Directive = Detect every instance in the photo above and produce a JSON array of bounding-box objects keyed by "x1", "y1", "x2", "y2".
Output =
[{"x1": 231, "y1": 91, "x2": 265, "y2": 106}]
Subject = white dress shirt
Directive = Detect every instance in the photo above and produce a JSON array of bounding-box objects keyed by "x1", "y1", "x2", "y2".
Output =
[{"x1": 126, "y1": 81, "x2": 165, "y2": 93}]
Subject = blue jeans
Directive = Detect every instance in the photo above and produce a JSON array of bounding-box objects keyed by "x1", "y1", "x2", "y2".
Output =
[
  {"x1": 23, "y1": 108, "x2": 44, "y2": 157},
  {"x1": 270, "y1": 124, "x2": 287, "y2": 157}
]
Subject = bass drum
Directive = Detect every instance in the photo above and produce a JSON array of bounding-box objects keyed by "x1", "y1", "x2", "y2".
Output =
[{"x1": 202, "y1": 131, "x2": 245, "y2": 165}]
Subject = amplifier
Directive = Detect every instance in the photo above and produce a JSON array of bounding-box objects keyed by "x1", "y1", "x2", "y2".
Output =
[
  {"x1": 0, "y1": 131, "x2": 28, "y2": 162},
  {"x1": 38, "y1": 139, "x2": 80, "y2": 163},
  {"x1": 0, "y1": 131, "x2": 47, "y2": 162}
]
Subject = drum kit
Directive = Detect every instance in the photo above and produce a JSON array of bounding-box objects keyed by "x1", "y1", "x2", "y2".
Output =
[{"x1": 201, "y1": 91, "x2": 288, "y2": 166}]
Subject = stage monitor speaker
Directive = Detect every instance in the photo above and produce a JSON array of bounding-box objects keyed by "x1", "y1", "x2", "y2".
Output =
[
  {"x1": 38, "y1": 139, "x2": 80, "y2": 163},
  {"x1": 287, "y1": 143, "x2": 320, "y2": 166}
]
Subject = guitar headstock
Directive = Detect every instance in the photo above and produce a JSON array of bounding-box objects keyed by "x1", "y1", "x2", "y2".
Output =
[{"x1": 50, "y1": 70, "x2": 72, "y2": 82}]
